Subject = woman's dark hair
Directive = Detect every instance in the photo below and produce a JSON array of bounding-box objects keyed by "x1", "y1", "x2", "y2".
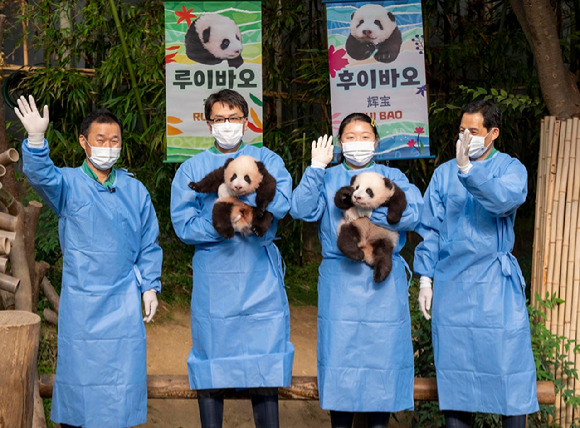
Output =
[
  {"x1": 204, "y1": 89, "x2": 249, "y2": 120},
  {"x1": 337, "y1": 112, "x2": 380, "y2": 142},
  {"x1": 80, "y1": 109, "x2": 123, "y2": 138},
  {"x1": 461, "y1": 99, "x2": 502, "y2": 131}
]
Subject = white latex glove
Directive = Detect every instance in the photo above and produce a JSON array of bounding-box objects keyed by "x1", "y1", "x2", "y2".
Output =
[
  {"x1": 311, "y1": 134, "x2": 334, "y2": 169},
  {"x1": 14, "y1": 95, "x2": 49, "y2": 147},
  {"x1": 418, "y1": 276, "x2": 433, "y2": 320},
  {"x1": 456, "y1": 130, "x2": 473, "y2": 174},
  {"x1": 142, "y1": 289, "x2": 158, "y2": 323}
]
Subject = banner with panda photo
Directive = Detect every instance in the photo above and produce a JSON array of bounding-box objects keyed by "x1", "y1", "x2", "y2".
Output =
[
  {"x1": 325, "y1": 0, "x2": 430, "y2": 160},
  {"x1": 165, "y1": 1, "x2": 263, "y2": 162}
]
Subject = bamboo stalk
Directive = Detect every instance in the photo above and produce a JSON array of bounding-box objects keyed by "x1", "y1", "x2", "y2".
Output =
[
  {"x1": 0, "y1": 237, "x2": 11, "y2": 255},
  {"x1": 0, "y1": 148, "x2": 19, "y2": 167},
  {"x1": 0, "y1": 257, "x2": 8, "y2": 273},
  {"x1": 0, "y1": 272, "x2": 19, "y2": 293},
  {"x1": 0, "y1": 230, "x2": 17, "y2": 242},
  {"x1": 532, "y1": 117, "x2": 548, "y2": 304},
  {"x1": 545, "y1": 120, "x2": 564, "y2": 331},
  {"x1": 0, "y1": 212, "x2": 18, "y2": 231},
  {"x1": 543, "y1": 119, "x2": 560, "y2": 324},
  {"x1": 571, "y1": 125, "x2": 580, "y2": 423},
  {"x1": 562, "y1": 119, "x2": 578, "y2": 426}
]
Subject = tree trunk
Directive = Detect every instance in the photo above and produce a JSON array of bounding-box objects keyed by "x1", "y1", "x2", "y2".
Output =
[
  {"x1": 0, "y1": 310, "x2": 41, "y2": 428},
  {"x1": 510, "y1": 0, "x2": 580, "y2": 118}
]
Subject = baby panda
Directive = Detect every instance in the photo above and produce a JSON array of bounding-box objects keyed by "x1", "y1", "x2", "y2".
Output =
[
  {"x1": 345, "y1": 4, "x2": 402, "y2": 64},
  {"x1": 184, "y1": 14, "x2": 244, "y2": 68},
  {"x1": 189, "y1": 155, "x2": 276, "y2": 238},
  {"x1": 334, "y1": 172, "x2": 407, "y2": 283}
]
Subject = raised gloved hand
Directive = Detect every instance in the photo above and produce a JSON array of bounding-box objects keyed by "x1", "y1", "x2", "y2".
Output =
[
  {"x1": 418, "y1": 276, "x2": 433, "y2": 320},
  {"x1": 456, "y1": 130, "x2": 473, "y2": 174},
  {"x1": 14, "y1": 95, "x2": 49, "y2": 147},
  {"x1": 142, "y1": 289, "x2": 158, "y2": 323},
  {"x1": 311, "y1": 134, "x2": 334, "y2": 169}
]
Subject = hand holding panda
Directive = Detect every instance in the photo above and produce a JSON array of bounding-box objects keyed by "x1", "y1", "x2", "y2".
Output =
[
  {"x1": 334, "y1": 172, "x2": 407, "y2": 282},
  {"x1": 189, "y1": 155, "x2": 277, "y2": 238}
]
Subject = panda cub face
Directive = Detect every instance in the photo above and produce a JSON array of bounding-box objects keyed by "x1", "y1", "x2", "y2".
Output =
[
  {"x1": 350, "y1": 172, "x2": 395, "y2": 209},
  {"x1": 223, "y1": 155, "x2": 263, "y2": 196},
  {"x1": 196, "y1": 14, "x2": 242, "y2": 59},
  {"x1": 350, "y1": 4, "x2": 397, "y2": 45}
]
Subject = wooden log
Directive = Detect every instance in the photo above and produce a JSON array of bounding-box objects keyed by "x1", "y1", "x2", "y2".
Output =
[
  {"x1": 24, "y1": 202, "x2": 43, "y2": 312},
  {"x1": 0, "y1": 148, "x2": 20, "y2": 166},
  {"x1": 0, "y1": 211, "x2": 18, "y2": 231},
  {"x1": 42, "y1": 308, "x2": 58, "y2": 326},
  {"x1": 0, "y1": 310, "x2": 41, "y2": 428},
  {"x1": 0, "y1": 163, "x2": 6, "y2": 178},
  {"x1": 32, "y1": 376, "x2": 47, "y2": 428},
  {"x1": 0, "y1": 272, "x2": 20, "y2": 293},
  {"x1": 41, "y1": 276, "x2": 59, "y2": 313},
  {"x1": 38, "y1": 374, "x2": 557, "y2": 404}
]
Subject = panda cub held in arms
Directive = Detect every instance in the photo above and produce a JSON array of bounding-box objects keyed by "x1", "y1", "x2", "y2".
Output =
[
  {"x1": 185, "y1": 14, "x2": 244, "y2": 68},
  {"x1": 345, "y1": 4, "x2": 402, "y2": 64},
  {"x1": 189, "y1": 155, "x2": 276, "y2": 238},
  {"x1": 334, "y1": 172, "x2": 407, "y2": 283}
]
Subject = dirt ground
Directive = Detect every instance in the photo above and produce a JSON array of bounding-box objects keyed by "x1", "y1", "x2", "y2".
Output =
[{"x1": 140, "y1": 304, "x2": 331, "y2": 428}]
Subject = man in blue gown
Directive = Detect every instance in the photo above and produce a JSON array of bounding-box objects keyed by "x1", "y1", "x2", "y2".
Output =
[
  {"x1": 170, "y1": 89, "x2": 294, "y2": 428},
  {"x1": 15, "y1": 95, "x2": 162, "y2": 428},
  {"x1": 414, "y1": 100, "x2": 539, "y2": 427}
]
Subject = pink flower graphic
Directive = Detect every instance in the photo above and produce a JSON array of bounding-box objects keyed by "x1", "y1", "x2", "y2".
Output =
[
  {"x1": 407, "y1": 139, "x2": 416, "y2": 148},
  {"x1": 328, "y1": 45, "x2": 349, "y2": 78},
  {"x1": 415, "y1": 127, "x2": 424, "y2": 134}
]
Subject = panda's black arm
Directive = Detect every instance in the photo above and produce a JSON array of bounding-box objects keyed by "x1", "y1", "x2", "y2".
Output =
[
  {"x1": 255, "y1": 163, "x2": 277, "y2": 213},
  {"x1": 334, "y1": 186, "x2": 355, "y2": 210},
  {"x1": 189, "y1": 165, "x2": 226, "y2": 193},
  {"x1": 383, "y1": 181, "x2": 407, "y2": 224}
]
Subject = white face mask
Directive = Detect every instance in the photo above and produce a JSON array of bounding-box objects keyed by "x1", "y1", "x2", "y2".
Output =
[
  {"x1": 83, "y1": 136, "x2": 121, "y2": 170},
  {"x1": 341, "y1": 141, "x2": 376, "y2": 167},
  {"x1": 212, "y1": 122, "x2": 244, "y2": 149},
  {"x1": 458, "y1": 131, "x2": 492, "y2": 159}
]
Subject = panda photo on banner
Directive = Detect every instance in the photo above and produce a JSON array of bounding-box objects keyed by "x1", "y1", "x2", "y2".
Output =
[
  {"x1": 325, "y1": 0, "x2": 431, "y2": 161},
  {"x1": 164, "y1": 2, "x2": 263, "y2": 163}
]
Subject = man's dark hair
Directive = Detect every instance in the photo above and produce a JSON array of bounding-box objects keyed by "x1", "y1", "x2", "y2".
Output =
[
  {"x1": 81, "y1": 109, "x2": 123, "y2": 138},
  {"x1": 461, "y1": 99, "x2": 502, "y2": 131},
  {"x1": 204, "y1": 89, "x2": 249, "y2": 120}
]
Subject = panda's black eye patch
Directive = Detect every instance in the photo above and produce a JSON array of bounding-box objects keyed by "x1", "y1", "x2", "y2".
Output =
[
  {"x1": 366, "y1": 188, "x2": 374, "y2": 198},
  {"x1": 221, "y1": 39, "x2": 230, "y2": 50},
  {"x1": 374, "y1": 20, "x2": 383, "y2": 30},
  {"x1": 236, "y1": 35, "x2": 240, "y2": 41},
  {"x1": 356, "y1": 19, "x2": 364, "y2": 28},
  {"x1": 231, "y1": 173, "x2": 237, "y2": 182},
  {"x1": 355, "y1": 185, "x2": 360, "y2": 190},
  {"x1": 244, "y1": 175, "x2": 251, "y2": 184}
]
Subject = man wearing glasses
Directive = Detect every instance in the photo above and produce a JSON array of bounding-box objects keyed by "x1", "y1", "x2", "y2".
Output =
[{"x1": 170, "y1": 89, "x2": 294, "y2": 428}]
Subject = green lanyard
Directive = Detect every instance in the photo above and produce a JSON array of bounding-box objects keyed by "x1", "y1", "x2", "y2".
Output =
[{"x1": 81, "y1": 160, "x2": 116, "y2": 187}]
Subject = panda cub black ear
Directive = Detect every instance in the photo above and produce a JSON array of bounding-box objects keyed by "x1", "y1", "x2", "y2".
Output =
[{"x1": 382, "y1": 177, "x2": 407, "y2": 224}]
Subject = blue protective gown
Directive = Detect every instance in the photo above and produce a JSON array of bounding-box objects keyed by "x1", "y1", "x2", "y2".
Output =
[
  {"x1": 290, "y1": 163, "x2": 422, "y2": 412},
  {"x1": 414, "y1": 152, "x2": 539, "y2": 415},
  {"x1": 170, "y1": 144, "x2": 294, "y2": 390},
  {"x1": 22, "y1": 141, "x2": 162, "y2": 428}
]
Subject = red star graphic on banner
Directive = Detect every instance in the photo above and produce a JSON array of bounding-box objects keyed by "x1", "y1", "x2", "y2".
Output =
[{"x1": 175, "y1": 5, "x2": 196, "y2": 26}]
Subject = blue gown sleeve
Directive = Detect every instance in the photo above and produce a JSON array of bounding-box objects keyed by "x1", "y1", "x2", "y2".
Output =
[
  {"x1": 290, "y1": 167, "x2": 327, "y2": 222},
  {"x1": 21, "y1": 140, "x2": 67, "y2": 216},
  {"x1": 261, "y1": 150, "x2": 292, "y2": 220},
  {"x1": 413, "y1": 171, "x2": 444, "y2": 278},
  {"x1": 370, "y1": 167, "x2": 423, "y2": 232},
  {"x1": 458, "y1": 157, "x2": 527, "y2": 217},
  {"x1": 136, "y1": 190, "x2": 163, "y2": 293},
  {"x1": 170, "y1": 163, "x2": 224, "y2": 246}
]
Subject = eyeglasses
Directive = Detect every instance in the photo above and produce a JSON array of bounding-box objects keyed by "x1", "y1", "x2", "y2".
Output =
[{"x1": 208, "y1": 116, "x2": 246, "y2": 124}]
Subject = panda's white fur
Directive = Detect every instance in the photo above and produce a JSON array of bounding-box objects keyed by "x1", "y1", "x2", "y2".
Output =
[
  {"x1": 218, "y1": 155, "x2": 263, "y2": 199},
  {"x1": 184, "y1": 14, "x2": 243, "y2": 68},
  {"x1": 335, "y1": 171, "x2": 407, "y2": 282},
  {"x1": 349, "y1": 4, "x2": 397, "y2": 45}
]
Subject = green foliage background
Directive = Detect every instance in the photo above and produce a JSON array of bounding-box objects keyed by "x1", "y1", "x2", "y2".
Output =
[{"x1": 4, "y1": 0, "x2": 580, "y2": 426}]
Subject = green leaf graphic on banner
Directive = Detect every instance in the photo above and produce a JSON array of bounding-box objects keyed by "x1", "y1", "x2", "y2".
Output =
[{"x1": 250, "y1": 93, "x2": 262, "y2": 107}]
